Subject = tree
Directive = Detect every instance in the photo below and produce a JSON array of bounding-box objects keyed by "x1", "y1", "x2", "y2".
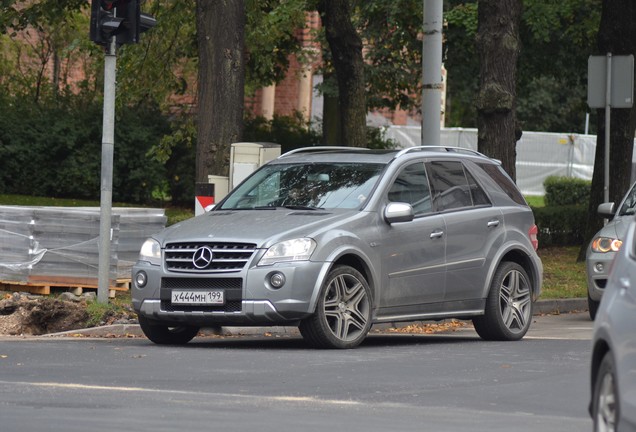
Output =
[
  {"x1": 579, "y1": 0, "x2": 636, "y2": 260},
  {"x1": 316, "y1": 0, "x2": 366, "y2": 147},
  {"x1": 195, "y1": 0, "x2": 246, "y2": 181},
  {"x1": 475, "y1": 0, "x2": 522, "y2": 180},
  {"x1": 445, "y1": 0, "x2": 600, "y2": 134}
]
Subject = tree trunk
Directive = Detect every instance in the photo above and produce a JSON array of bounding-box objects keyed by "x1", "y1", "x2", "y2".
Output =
[
  {"x1": 578, "y1": 0, "x2": 636, "y2": 261},
  {"x1": 317, "y1": 0, "x2": 366, "y2": 147},
  {"x1": 196, "y1": 0, "x2": 245, "y2": 182},
  {"x1": 475, "y1": 0, "x2": 522, "y2": 181}
]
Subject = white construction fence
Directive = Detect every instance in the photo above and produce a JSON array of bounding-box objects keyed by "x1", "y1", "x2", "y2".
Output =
[{"x1": 385, "y1": 126, "x2": 636, "y2": 196}]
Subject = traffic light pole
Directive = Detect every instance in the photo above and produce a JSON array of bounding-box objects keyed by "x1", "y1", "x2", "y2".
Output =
[{"x1": 97, "y1": 38, "x2": 117, "y2": 304}]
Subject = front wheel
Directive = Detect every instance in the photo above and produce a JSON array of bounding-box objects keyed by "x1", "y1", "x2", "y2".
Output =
[
  {"x1": 588, "y1": 292, "x2": 600, "y2": 320},
  {"x1": 473, "y1": 261, "x2": 533, "y2": 341},
  {"x1": 138, "y1": 315, "x2": 200, "y2": 345},
  {"x1": 592, "y1": 352, "x2": 619, "y2": 432},
  {"x1": 299, "y1": 265, "x2": 372, "y2": 349}
]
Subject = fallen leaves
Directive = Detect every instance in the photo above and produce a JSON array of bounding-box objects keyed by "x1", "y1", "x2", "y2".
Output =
[{"x1": 384, "y1": 320, "x2": 468, "y2": 334}]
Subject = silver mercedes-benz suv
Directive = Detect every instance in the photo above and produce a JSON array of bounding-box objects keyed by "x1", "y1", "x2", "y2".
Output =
[{"x1": 132, "y1": 146, "x2": 543, "y2": 349}]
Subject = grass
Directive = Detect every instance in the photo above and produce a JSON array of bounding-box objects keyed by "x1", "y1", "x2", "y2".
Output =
[
  {"x1": 537, "y1": 246, "x2": 587, "y2": 299},
  {"x1": 0, "y1": 194, "x2": 587, "y2": 300}
]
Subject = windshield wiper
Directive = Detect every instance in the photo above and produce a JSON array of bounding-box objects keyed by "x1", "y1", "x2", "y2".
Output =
[{"x1": 283, "y1": 205, "x2": 323, "y2": 211}]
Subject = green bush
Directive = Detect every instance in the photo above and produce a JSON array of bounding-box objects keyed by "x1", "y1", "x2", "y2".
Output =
[
  {"x1": 0, "y1": 94, "x2": 170, "y2": 205},
  {"x1": 543, "y1": 176, "x2": 591, "y2": 207},
  {"x1": 532, "y1": 204, "x2": 587, "y2": 247}
]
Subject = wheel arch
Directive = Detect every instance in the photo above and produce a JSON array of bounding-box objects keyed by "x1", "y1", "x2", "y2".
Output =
[
  {"x1": 331, "y1": 253, "x2": 377, "y2": 301},
  {"x1": 483, "y1": 245, "x2": 542, "y2": 301},
  {"x1": 590, "y1": 339, "x2": 611, "y2": 401}
]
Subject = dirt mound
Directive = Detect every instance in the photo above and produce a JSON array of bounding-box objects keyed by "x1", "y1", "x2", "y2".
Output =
[{"x1": 0, "y1": 292, "x2": 134, "y2": 336}]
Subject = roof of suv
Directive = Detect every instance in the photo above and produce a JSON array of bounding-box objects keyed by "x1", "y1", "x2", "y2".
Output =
[{"x1": 274, "y1": 146, "x2": 497, "y2": 165}]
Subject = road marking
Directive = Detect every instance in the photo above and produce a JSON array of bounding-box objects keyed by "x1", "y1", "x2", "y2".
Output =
[{"x1": 0, "y1": 380, "x2": 362, "y2": 406}]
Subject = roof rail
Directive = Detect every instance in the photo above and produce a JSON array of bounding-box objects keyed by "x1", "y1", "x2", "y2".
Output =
[
  {"x1": 279, "y1": 146, "x2": 371, "y2": 158},
  {"x1": 395, "y1": 146, "x2": 487, "y2": 159}
]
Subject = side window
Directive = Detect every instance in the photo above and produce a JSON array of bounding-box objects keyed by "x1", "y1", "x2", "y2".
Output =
[
  {"x1": 465, "y1": 168, "x2": 491, "y2": 206},
  {"x1": 477, "y1": 162, "x2": 526, "y2": 206},
  {"x1": 426, "y1": 161, "x2": 473, "y2": 212},
  {"x1": 388, "y1": 162, "x2": 432, "y2": 216}
]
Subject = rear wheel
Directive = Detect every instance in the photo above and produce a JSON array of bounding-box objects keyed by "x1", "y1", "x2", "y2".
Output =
[
  {"x1": 592, "y1": 352, "x2": 619, "y2": 432},
  {"x1": 473, "y1": 261, "x2": 533, "y2": 341},
  {"x1": 299, "y1": 265, "x2": 372, "y2": 349},
  {"x1": 138, "y1": 315, "x2": 200, "y2": 345}
]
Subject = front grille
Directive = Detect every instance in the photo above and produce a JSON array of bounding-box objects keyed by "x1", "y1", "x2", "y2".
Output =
[
  {"x1": 160, "y1": 277, "x2": 243, "y2": 313},
  {"x1": 161, "y1": 300, "x2": 242, "y2": 313},
  {"x1": 165, "y1": 242, "x2": 257, "y2": 273},
  {"x1": 162, "y1": 277, "x2": 242, "y2": 290}
]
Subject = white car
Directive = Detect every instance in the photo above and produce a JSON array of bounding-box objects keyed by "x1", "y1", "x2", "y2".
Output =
[
  {"x1": 590, "y1": 213, "x2": 636, "y2": 431},
  {"x1": 586, "y1": 181, "x2": 636, "y2": 319}
]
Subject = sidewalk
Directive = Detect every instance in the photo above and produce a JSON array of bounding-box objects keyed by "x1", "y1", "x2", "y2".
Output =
[{"x1": 44, "y1": 297, "x2": 589, "y2": 338}]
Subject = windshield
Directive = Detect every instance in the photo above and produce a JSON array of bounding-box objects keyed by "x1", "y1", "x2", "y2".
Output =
[
  {"x1": 619, "y1": 182, "x2": 636, "y2": 216},
  {"x1": 219, "y1": 162, "x2": 384, "y2": 210}
]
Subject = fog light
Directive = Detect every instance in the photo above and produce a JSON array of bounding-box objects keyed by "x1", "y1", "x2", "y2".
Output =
[
  {"x1": 595, "y1": 263, "x2": 604, "y2": 273},
  {"x1": 269, "y1": 272, "x2": 286, "y2": 289},
  {"x1": 135, "y1": 271, "x2": 147, "y2": 288}
]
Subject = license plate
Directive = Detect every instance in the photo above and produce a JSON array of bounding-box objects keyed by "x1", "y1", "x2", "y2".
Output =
[{"x1": 171, "y1": 290, "x2": 224, "y2": 305}]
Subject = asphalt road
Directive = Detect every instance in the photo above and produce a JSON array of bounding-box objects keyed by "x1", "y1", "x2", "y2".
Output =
[{"x1": 0, "y1": 312, "x2": 594, "y2": 432}]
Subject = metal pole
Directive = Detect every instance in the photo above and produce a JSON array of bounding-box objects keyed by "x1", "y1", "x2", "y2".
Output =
[
  {"x1": 604, "y1": 53, "x2": 612, "y2": 204},
  {"x1": 421, "y1": 0, "x2": 443, "y2": 147},
  {"x1": 97, "y1": 38, "x2": 116, "y2": 304}
]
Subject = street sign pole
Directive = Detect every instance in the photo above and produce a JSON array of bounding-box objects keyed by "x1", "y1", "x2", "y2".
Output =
[
  {"x1": 587, "y1": 54, "x2": 634, "y2": 208},
  {"x1": 604, "y1": 53, "x2": 612, "y2": 203},
  {"x1": 97, "y1": 37, "x2": 116, "y2": 304}
]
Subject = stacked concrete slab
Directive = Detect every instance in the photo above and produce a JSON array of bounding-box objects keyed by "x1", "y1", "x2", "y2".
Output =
[{"x1": 0, "y1": 206, "x2": 166, "y2": 289}]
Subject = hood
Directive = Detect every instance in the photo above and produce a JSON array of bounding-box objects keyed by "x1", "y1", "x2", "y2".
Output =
[
  {"x1": 155, "y1": 209, "x2": 361, "y2": 247},
  {"x1": 597, "y1": 215, "x2": 627, "y2": 240}
]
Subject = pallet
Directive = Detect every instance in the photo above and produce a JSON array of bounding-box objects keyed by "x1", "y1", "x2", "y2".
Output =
[{"x1": 0, "y1": 276, "x2": 130, "y2": 298}]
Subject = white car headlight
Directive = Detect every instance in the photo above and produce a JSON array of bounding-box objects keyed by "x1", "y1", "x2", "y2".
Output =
[
  {"x1": 258, "y1": 238, "x2": 316, "y2": 266},
  {"x1": 591, "y1": 237, "x2": 622, "y2": 253},
  {"x1": 139, "y1": 238, "x2": 162, "y2": 265}
]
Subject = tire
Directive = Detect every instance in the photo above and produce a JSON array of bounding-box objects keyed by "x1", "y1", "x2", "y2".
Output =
[
  {"x1": 588, "y1": 292, "x2": 600, "y2": 321},
  {"x1": 299, "y1": 265, "x2": 372, "y2": 349},
  {"x1": 138, "y1": 315, "x2": 200, "y2": 345},
  {"x1": 473, "y1": 261, "x2": 533, "y2": 341},
  {"x1": 592, "y1": 352, "x2": 619, "y2": 432}
]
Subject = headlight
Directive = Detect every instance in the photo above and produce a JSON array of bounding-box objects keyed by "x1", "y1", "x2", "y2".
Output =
[
  {"x1": 139, "y1": 238, "x2": 162, "y2": 265},
  {"x1": 591, "y1": 237, "x2": 622, "y2": 253},
  {"x1": 258, "y1": 238, "x2": 316, "y2": 266}
]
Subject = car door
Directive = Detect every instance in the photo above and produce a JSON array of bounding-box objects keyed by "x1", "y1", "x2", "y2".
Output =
[
  {"x1": 378, "y1": 161, "x2": 447, "y2": 311},
  {"x1": 426, "y1": 160, "x2": 504, "y2": 303}
]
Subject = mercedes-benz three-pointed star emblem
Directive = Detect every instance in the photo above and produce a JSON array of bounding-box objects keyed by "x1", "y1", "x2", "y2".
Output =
[{"x1": 192, "y1": 245, "x2": 214, "y2": 269}]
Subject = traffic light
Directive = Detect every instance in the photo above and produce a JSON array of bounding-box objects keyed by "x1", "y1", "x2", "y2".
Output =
[{"x1": 90, "y1": 0, "x2": 156, "y2": 47}]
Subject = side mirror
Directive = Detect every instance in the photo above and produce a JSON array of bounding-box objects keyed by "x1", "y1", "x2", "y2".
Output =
[
  {"x1": 597, "y1": 202, "x2": 615, "y2": 219},
  {"x1": 384, "y1": 202, "x2": 414, "y2": 224}
]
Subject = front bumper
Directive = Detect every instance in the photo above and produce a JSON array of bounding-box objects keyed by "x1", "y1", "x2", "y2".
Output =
[
  {"x1": 132, "y1": 259, "x2": 330, "y2": 326},
  {"x1": 586, "y1": 250, "x2": 615, "y2": 301}
]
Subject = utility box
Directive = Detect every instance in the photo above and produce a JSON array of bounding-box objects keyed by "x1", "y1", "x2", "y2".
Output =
[
  {"x1": 229, "y1": 142, "x2": 281, "y2": 189},
  {"x1": 206, "y1": 175, "x2": 229, "y2": 206}
]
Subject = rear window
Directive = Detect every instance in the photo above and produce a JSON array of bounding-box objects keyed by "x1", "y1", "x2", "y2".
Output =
[{"x1": 477, "y1": 163, "x2": 526, "y2": 206}]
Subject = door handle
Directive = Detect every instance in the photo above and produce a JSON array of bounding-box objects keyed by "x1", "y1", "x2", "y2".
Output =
[
  {"x1": 430, "y1": 230, "x2": 444, "y2": 239},
  {"x1": 487, "y1": 219, "x2": 500, "y2": 228}
]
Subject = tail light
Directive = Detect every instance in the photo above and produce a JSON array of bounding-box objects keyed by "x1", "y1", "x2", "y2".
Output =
[{"x1": 528, "y1": 224, "x2": 539, "y2": 250}]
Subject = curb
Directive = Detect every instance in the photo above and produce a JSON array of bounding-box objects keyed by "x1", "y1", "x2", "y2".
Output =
[{"x1": 44, "y1": 298, "x2": 589, "y2": 339}]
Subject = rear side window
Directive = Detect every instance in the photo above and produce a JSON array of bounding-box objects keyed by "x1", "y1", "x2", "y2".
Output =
[
  {"x1": 477, "y1": 162, "x2": 526, "y2": 206},
  {"x1": 426, "y1": 161, "x2": 484, "y2": 211}
]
